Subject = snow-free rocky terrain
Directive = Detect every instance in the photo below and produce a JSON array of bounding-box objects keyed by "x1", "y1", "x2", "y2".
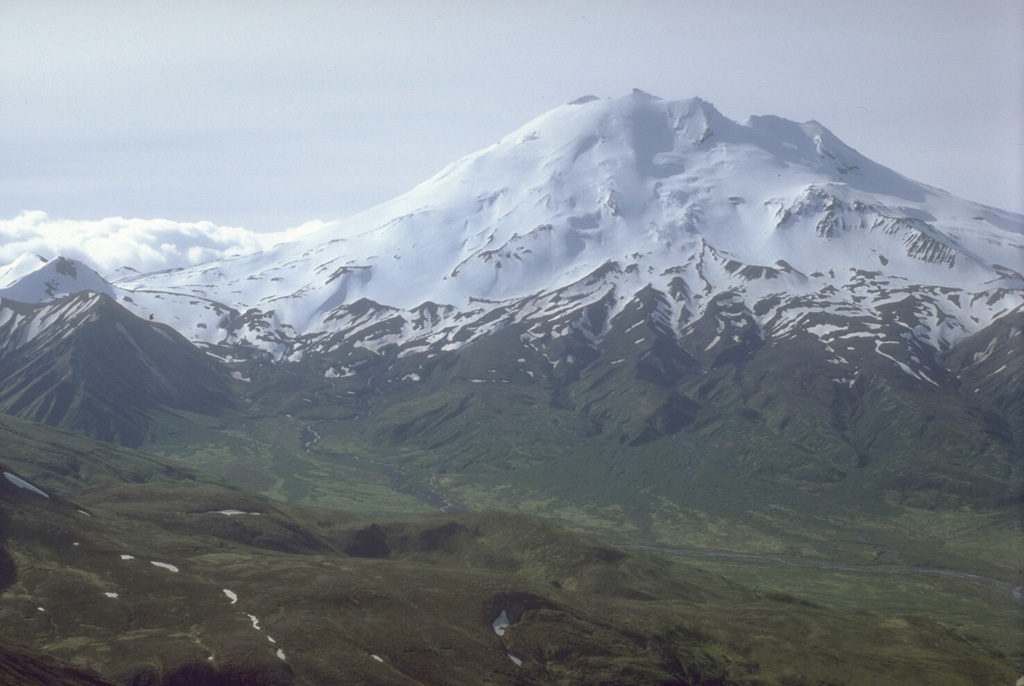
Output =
[{"x1": 0, "y1": 92, "x2": 1022, "y2": 683}]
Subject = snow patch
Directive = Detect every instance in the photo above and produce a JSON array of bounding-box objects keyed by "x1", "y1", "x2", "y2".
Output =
[
  {"x1": 2, "y1": 472, "x2": 49, "y2": 498},
  {"x1": 204, "y1": 509, "x2": 261, "y2": 516},
  {"x1": 493, "y1": 609, "x2": 511, "y2": 636},
  {"x1": 150, "y1": 561, "x2": 179, "y2": 573},
  {"x1": 807, "y1": 324, "x2": 842, "y2": 339},
  {"x1": 223, "y1": 589, "x2": 238, "y2": 604}
]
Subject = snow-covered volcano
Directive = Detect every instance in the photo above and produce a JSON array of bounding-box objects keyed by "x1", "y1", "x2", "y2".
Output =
[
  {"x1": 1, "y1": 93, "x2": 1022, "y2": 523},
  {"x1": 13, "y1": 92, "x2": 1024, "y2": 364}
]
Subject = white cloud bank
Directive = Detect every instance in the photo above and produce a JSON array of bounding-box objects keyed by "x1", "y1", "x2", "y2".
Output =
[{"x1": 0, "y1": 211, "x2": 325, "y2": 277}]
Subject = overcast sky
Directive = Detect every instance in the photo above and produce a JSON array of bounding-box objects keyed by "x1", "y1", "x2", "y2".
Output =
[{"x1": 2, "y1": 0, "x2": 1022, "y2": 242}]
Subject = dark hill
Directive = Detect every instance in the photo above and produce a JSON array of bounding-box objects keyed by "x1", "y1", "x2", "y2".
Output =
[{"x1": 0, "y1": 292, "x2": 234, "y2": 446}]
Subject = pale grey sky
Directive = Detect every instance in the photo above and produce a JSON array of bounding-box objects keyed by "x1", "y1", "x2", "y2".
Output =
[{"x1": 2, "y1": 1, "x2": 1022, "y2": 232}]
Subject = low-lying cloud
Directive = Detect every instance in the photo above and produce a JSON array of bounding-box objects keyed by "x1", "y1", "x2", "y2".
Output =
[{"x1": 0, "y1": 211, "x2": 324, "y2": 277}]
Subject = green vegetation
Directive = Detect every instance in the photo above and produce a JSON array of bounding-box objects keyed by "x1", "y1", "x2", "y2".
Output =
[
  {"x1": 0, "y1": 413, "x2": 201, "y2": 490},
  {"x1": 682, "y1": 554, "x2": 1024, "y2": 669},
  {"x1": 146, "y1": 407, "x2": 433, "y2": 515},
  {"x1": 1, "y1": 474, "x2": 1017, "y2": 684}
]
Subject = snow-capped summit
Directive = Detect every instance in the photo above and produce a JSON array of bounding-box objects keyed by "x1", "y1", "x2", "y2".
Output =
[
  {"x1": 0, "y1": 255, "x2": 115, "y2": 304},
  {"x1": 5, "y1": 93, "x2": 1020, "y2": 368},
  {"x1": 103, "y1": 92, "x2": 1022, "y2": 359}
]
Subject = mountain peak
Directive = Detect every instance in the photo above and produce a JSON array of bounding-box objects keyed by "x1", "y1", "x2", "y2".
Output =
[
  {"x1": 105, "y1": 93, "x2": 1024, "y2": 362},
  {"x1": 0, "y1": 253, "x2": 48, "y2": 286},
  {"x1": 629, "y1": 87, "x2": 658, "y2": 100},
  {"x1": 0, "y1": 255, "x2": 114, "y2": 304}
]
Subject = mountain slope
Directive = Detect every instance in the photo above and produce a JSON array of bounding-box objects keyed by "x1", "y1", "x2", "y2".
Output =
[
  {"x1": 107, "y1": 91, "x2": 1021, "y2": 363},
  {"x1": 0, "y1": 256, "x2": 115, "y2": 303},
  {"x1": 0, "y1": 292, "x2": 234, "y2": 446},
  {"x1": 246, "y1": 289, "x2": 1021, "y2": 570}
]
